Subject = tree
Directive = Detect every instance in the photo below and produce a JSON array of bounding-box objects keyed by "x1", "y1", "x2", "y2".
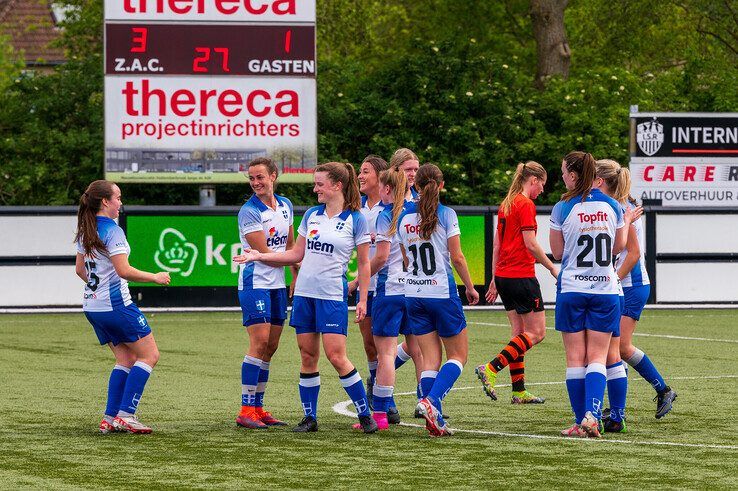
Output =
[{"x1": 530, "y1": 0, "x2": 570, "y2": 88}]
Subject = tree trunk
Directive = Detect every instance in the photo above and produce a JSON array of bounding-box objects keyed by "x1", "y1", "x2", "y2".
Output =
[{"x1": 530, "y1": 0, "x2": 571, "y2": 89}]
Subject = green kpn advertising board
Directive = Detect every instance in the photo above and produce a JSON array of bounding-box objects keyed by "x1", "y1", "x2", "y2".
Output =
[{"x1": 126, "y1": 214, "x2": 486, "y2": 287}]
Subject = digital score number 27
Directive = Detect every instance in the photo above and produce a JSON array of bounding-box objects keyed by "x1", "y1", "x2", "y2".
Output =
[{"x1": 127, "y1": 26, "x2": 294, "y2": 73}]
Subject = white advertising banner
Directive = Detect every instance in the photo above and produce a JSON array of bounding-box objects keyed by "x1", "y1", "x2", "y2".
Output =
[{"x1": 104, "y1": 0, "x2": 316, "y2": 23}]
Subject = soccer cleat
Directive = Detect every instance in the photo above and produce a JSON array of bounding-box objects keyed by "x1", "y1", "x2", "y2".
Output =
[
  {"x1": 416, "y1": 398, "x2": 451, "y2": 437},
  {"x1": 414, "y1": 407, "x2": 450, "y2": 419},
  {"x1": 352, "y1": 414, "x2": 378, "y2": 433},
  {"x1": 255, "y1": 408, "x2": 287, "y2": 426},
  {"x1": 366, "y1": 377, "x2": 374, "y2": 411},
  {"x1": 387, "y1": 407, "x2": 401, "y2": 425},
  {"x1": 99, "y1": 418, "x2": 118, "y2": 434},
  {"x1": 373, "y1": 412, "x2": 389, "y2": 430},
  {"x1": 580, "y1": 411, "x2": 602, "y2": 438},
  {"x1": 292, "y1": 416, "x2": 318, "y2": 433},
  {"x1": 655, "y1": 387, "x2": 677, "y2": 419},
  {"x1": 475, "y1": 364, "x2": 498, "y2": 401},
  {"x1": 236, "y1": 408, "x2": 268, "y2": 429},
  {"x1": 560, "y1": 423, "x2": 588, "y2": 438},
  {"x1": 511, "y1": 390, "x2": 546, "y2": 404},
  {"x1": 113, "y1": 415, "x2": 152, "y2": 434},
  {"x1": 602, "y1": 415, "x2": 627, "y2": 433}
]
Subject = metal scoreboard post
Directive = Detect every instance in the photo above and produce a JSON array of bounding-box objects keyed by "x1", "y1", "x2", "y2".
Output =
[
  {"x1": 629, "y1": 110, "x2": 738, "y2": 207},
  {"x1": 103, "y1": 0, "x2": 317, "y2": 184}
]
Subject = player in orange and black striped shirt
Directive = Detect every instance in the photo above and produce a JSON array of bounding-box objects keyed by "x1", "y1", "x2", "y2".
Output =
[{"x1": 475, "y1": 162, "x2": 558, "y2": 404}]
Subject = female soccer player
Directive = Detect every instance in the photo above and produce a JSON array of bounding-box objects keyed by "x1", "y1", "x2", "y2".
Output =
[
  {"x1": 234, "y1": 162, "x2": 377, "y2": 434},
  {"x1": 397, "y1": 164, "x2": 480, "y2": 436},
  {"x1": 349, "y1": 155, "x2": 390, "y2": 409},
  {"x1": 475, "y1": 161, "x2": 558, "y2": 404},
  {"x1": 390, "y1": 147, "x2": 420, "y2": 201},
  {"x1": 549, "y1": 151, "x2": 640, "y2": 438},
  {"x1": 365, "y1": 166, "x2": 412, "y2": 428},
  {"x1": 235, "y1": 157, "x2": 296, "y2": 429},
  {"x1": 595, "y1": 160, "x2": 676, "y2": 432},
  {"x1": 75, "y1": 180, "x2": 170, "y2": 434}
]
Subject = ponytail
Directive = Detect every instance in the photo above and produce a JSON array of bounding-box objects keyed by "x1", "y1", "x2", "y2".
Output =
[
  {"x1": 415, "y1": 163, "x2": 443, "y2": 240},
  {"x1": 314, "y1": 162, "x2": 361, "y2": 211},
  {"x1": 562, "y1": 151, "x2": 596, "y2": 202},
  {"x1": 378, "y1": 167, "x2": 408, "y2": 236},
  {"x1": 500, "y1": 161, "x2": 547, "y2": 215},
  {"x1": 75, "y1": 180, "x2": 115, "y2": 256},
  {"x1": 595, "y1": 158, "x2": 634, "y2": 204}
]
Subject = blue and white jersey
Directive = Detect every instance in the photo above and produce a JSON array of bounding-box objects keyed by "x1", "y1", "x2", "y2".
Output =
[
  {"x1": 396, "y1": 202, "x2": 460, "y2": 299},
  {"x1": 375, "y1": 203, "x2": 406, "y2": 297},
  {"x1": 616, "y1": 201, "x2": 650, "y2": 288},
  {"x1": 360, "y1": 195, "x2": 385, "y2": 292},
  {"x1": 76, "y1": 216, "x2": 132, "y2": 312},
  {"x1": 238, "y1": 194, "x2": 293, "y2": 290},
  {"x1": 295, "y1": 205, "x2": 371, "y2": 302},
  {"x1": 550, "y1": 189, "x2": 624, "y2": 295}
]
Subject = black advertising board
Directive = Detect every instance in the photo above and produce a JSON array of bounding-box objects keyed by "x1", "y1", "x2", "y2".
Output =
[{"x1": 631, "y1": 113, "x2": 738, "y2": 158}]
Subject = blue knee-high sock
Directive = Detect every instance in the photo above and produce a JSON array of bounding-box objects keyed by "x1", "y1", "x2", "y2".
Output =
[
  {"x1": 416, "y1": 383, "x2": 422, "y2": 400},
  {"x1": 298, "y1": 372, "x2": 320, "y2": 419},
  {"x1": 395, "y1": 343, "x2": 411, "y2": 370},
  {"x1": 241, "y1": 355, "x2": 262, "y2": 407},
  {"x1": 625, "y1": 348, "x2": 666, "y2": 393},
  {"x1": 428, "y1": 360, "x2": 463, "y2": 409},
  {"x1": 373, "y1": 384, "x2": 393, "y2": 413},
  {"x1": 105, "y1": 365, "x2": 130, "y2": 418},
  {"x1": 585, "y1": 363, "x2": 607, "y2": 421},
  {"x1": 340, "y1": 368, "x2": 370, "y2": 417},
  {"x1": 255, "y1": 361, "x2": 270, "y2": 408},
  {"x1": 606, "y1": 361, "x2": 628, "y2": 422},
  {"x1": 367, "y1": 360, "x2": 378, "y2": 385},
  {"x1": 118, "y1": 361, "x2": 152, "y2": 416},
  {"x1": 419, "y1": 370, "x2": 437, "y2": 400},
  {"x1": 565, "y1": 367, "x2": 586, "y2": 423}
]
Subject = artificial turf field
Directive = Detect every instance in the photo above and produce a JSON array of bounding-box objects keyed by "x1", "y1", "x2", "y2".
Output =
[{"x1": 1, "y1": 309, "x2": 737, "y2": 489}]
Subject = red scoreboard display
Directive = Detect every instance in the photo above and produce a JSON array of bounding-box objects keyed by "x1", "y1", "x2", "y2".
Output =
[{"x1": 104, "y1": 0, "x2": 317, "y2": 184}]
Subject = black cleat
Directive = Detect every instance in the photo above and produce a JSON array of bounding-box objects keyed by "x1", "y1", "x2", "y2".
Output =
[
  {"x1": 292, "y1": 416, "x2": 318, "y2": 433},
  {"x1": 655, "y1": 387, "x2": 677, "y2": 419},
  {"x1": 357, "y1": 414, "x2": 378, "y2": 434},
  {"x1": 602, "y1": 415, "x2": 627, "y2": 433},
  {"x1": 387, "y1": 407, "x2": 401, "y2": 425}
]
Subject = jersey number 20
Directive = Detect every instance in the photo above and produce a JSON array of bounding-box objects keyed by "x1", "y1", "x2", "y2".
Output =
[
  {"x1": 576, "y1": 233, "x2": 612, "y2": 267},
  {"x1": 408, "y1": 243, "x2": 436, "y2": 276}
]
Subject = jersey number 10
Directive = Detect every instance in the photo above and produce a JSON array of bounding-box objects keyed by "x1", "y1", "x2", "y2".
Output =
[{"x1": 408, "y1": 243, "x2": 437, "y2": 276}]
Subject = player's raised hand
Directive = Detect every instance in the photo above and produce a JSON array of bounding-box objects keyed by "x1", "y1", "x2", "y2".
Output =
[
  {"x1": 233, "y1": 249, "x2": 260, "y2": 264},
  {"x1": 624, "y1": 205, "x2": 644, "y2": 224}
]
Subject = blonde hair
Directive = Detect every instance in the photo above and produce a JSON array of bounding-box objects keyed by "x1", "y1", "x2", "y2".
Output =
[
  {"x1": 415, "y1": 164, "x2": 443, "y2": 240},
  {"x1": 378, "y1": 167, "x2": 408, "y2": 236},
  {"x1": 389, "y1": 148, "x2": 419, "y2": 169},
  {"x1": 595, "y1": 159, "x2": 635, "y2": 204},
  {"x1": 314, "y1": 162, "x2": 362, "y2": 211},
  {"x1": 500, "y1": 161, "x2": 547, "y2": 215}
]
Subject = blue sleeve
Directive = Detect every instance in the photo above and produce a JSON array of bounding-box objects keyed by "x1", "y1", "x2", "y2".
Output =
[
  {"x1": 105, "y1": 226, "x2": 129, "y2": 256},
  {"x1": 352, "y1": 211, "x2": 370, "y2": 246},
  {"x1": 439, "y1": 206, "x2": 460, "y2": 238},
  {"x1": 614, "y1": 201, "x2": 625, "y2": 228},
  {"x1": 238, "y1": 204, "x2": 263, "y2": 235},
  {"x1": 298, "y1": 206, "x2": 317, "y2": 237},
  {"x1": 550, "y1": 201, "x2": 564, "y2": 231},
  {"x1": 375, "y1": 210, "x2": 392, "y2": 242}
]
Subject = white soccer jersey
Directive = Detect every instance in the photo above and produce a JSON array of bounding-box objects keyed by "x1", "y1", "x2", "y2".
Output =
[
  {"x1": 76, "y1": 216, "x2": 133, "y2": 312},
  {"x1": 396, "y1": 202, "x2": 460, "y2": 299},
  {"x1": 294, "y1": 205, "x2": 370, "y2": 302},
  {"x1": 550, "y1": 189, "x2": 625, "y2": 295},
  {"x1": 616, "y1": 201, "x2": 650, "y2": 288},
  {"x1": 375, "y1": 203, "x2": 406, "y2": 296},
  {"x1": 238, "y1": 194, "x2": 293, "y2": 290},
  {"x1": 360, "y1": 195, "x2": 384, "y2": 292}
]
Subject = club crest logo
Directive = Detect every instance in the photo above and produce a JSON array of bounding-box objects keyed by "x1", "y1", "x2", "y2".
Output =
[
  {"x1": 636, "y1": 118, "x2": 664, "y2": 156},
  {"x1": 282, "y1": 209, "x2": 289, "y2": 220},
  {"x1": 335, "y1": 222, "x2": 345, "y2": 231}
]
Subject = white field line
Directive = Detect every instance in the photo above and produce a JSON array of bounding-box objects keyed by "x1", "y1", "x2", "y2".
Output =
[
  {"x1": 332, "y1": 374, "x2": 738, "y2": 451},
  {"x1": 467, "y1": 321, "x2": 738, "y2": 344}
]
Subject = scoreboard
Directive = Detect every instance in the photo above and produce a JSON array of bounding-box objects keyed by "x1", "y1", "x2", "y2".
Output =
[{"x1": 104, "y1": 0, "x2": 317, "y2": 184}]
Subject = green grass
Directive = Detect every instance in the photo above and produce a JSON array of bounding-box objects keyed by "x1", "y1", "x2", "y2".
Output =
[{"x1": 1, "y1": 309, "x2": 737, "y2": 489}]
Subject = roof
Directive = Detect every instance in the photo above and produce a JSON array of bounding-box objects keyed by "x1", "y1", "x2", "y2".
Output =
[{"x1": 0, "y1": 0, "x2": 65, "y2": 66}]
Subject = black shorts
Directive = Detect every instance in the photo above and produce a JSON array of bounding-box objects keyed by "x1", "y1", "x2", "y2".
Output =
[{"x1": 494, "y1": 276, "x2": 544, "y2": 314}]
